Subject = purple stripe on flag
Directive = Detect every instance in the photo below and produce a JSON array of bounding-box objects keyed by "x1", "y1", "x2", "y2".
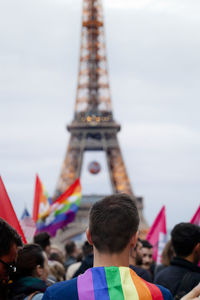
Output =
[
  {"x1": 36, "y1": 210, "x2": 76, "y2": 236},
  {"x1": 78, "y1": 269, "x2": 95, "y2": 300}
]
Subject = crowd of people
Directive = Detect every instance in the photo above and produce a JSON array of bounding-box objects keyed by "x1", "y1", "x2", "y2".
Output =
[{"x1": 0, "y1": 193, "x2": 199, "y2": 300}]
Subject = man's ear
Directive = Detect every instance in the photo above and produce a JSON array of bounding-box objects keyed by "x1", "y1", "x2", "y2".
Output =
[
  {"x1": 35, "y1": 265, "x2": 43, "y2": 277},
  {"x1": 86, "y1": 228, "x2": 93, "y2": 246},
  {"x1": 130, "y1": 231, "x2": 139, "y2": 249},
  {"x1": 194, "y1": 242, "x2": 200, "y2": 254}
]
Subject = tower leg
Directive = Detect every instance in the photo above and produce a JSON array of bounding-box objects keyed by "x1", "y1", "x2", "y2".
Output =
[
  {"x1": 106, "y1": 138, "x2": 134, "y2": 196},
  {"x1": 54, "y1": 135, "x2": 84, "y2": 197}
]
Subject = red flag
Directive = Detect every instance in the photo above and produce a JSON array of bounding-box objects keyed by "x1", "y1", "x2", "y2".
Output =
[
  {"x1": 32, "y1": 175, "x2": 41, "y2": 222},
  {"x1": 0, "y1": 176, "x2": 27, "y2": 244},
  {"x1": 190, "y1": 206, "x2": 200, "y2": 226},
  {"x1": 146, "y1": 206, "x2": 167, "y2": 263},
  {"x1": 32, "y1": 175, "x2": 50, "y2": 222}
]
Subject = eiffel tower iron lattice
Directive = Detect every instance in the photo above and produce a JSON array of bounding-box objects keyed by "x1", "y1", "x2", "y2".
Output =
[{"x1": 54, "y1": 0, "x2": 147, "y2": 230}]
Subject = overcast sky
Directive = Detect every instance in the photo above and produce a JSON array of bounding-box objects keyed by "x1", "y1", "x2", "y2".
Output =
[{"x1": 0, "y1": 0, "x2": 200, "y2": 230}]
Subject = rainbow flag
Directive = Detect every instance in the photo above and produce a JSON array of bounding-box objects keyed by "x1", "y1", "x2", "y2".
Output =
[
  {"x1": 32, "y1": 175, "x2": 51, "y2": 222},
  {"x1": 77, "y1": 267, "x2": 172, "y2": 300},
  {"x1": 36, "y1": 179, "x2": 82, "y2": 237}
]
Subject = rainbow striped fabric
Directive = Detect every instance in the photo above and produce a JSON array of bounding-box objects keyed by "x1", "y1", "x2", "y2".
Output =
[
  {"x1": 36, "y1": 179, "x2": 82, "y2": 237},
  {"x1": 77, "y1": 267, "x2": 172, "y2": 300}
]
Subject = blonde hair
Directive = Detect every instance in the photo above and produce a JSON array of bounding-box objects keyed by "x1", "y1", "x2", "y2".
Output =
[{"x1": 49, "y1": 261, "x2": 65, "y2": 282}]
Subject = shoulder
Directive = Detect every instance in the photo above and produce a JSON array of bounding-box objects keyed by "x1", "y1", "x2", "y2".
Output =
[
  {"x1": 130, "y1": 265, "x2": 152, "y2": 282},
  {"x1": 42, "y1": 278, "x2": 78, "y2": 300},
  {"x1": 130, "y1": 268, "x2": 173, "y2": 300},
  {"x1": 32, "y1": 293, "x2": 44, "y2": 300},
  {"x1": 24, "y1": 293, "x2": 43, "y2": 300},
  {"x1": 156, "y1": 284, "x2": 173, "y2": 300},
  {"x1": 154, "y1": 265, "x2": 172, "y2": 281}
]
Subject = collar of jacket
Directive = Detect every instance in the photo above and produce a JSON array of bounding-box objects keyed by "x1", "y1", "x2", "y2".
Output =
[{"x1": 171, "y1": 257, "x2": 200, "y2": 273}]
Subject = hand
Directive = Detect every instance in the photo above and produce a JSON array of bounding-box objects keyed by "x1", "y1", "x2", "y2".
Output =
[{"x1": 181, "y1": 284, "x2": 200, "y2": 300}]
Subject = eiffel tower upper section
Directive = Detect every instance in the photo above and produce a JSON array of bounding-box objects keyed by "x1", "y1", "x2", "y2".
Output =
[{"x1": 70, "y1": 0, "x2": 119, "y2": 130}]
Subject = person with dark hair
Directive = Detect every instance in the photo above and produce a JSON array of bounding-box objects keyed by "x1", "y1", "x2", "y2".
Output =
[
  {"x1": 154, "y1": 222, "x2": 200, "y2": 298},
  {"x1": 34, "y1": 232, "x2": 51, "y2": 258},
  {"x1": 0, "y1": 218, "x2": 22, "y2": 300},
  {"x1": 72, "y1": 241, "x2": 93, "y2": 278},
  {"x1": 140, "y1": 240, "x2": 153, "y2": 269},
  {"x1": 11, "y1": 243, "x2": 49, "y2": 300},
  {"x1": 129, "y1": 238, "x2": 152, "y2": 282},
  {"x1": 64, "y1": 241, "x2": 79, "y2": 270},
  {"x1": 42, "y1": 194, "x2": 172, "y2": 300}
]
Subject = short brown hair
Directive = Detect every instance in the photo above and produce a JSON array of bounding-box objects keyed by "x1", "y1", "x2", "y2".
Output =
[{"x1": 89, "y1": 193, "x2": 139, "y2": 253}]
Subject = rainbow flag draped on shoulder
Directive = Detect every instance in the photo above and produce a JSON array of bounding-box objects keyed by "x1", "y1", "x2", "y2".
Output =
[
  {"x1": 36, "y1": 178, "x2": 82, "y2": 237},
  {"x1": 77, "y1": 266, "x2": 172, "y2": 300}
]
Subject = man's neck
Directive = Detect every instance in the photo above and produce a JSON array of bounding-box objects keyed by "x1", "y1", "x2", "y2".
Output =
[
  {"x1": 93, "y1": 246, "x2": 130, "y2": 268},
  {"x1": 129, "y1": 256, "x2": 136, "y2": 266},
  {"x1": 182, "y1": 253, "x2": 197, "y2": 265}
]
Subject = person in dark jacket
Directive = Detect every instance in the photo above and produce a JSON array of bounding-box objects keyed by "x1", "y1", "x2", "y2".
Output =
[
  {"x1": 64, "y1": 241, "x2": 79, "y2": 270},
  {"x1": 154, "y1": 223, "x2": 200, "y2": 299},
  {"x1": 72, "y1": 241, "x2": 93, "y2": 278}
]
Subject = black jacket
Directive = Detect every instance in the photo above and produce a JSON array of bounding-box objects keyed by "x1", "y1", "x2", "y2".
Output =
[
  {"x1": 129, "y1": 265, "x2": 153, "y2": 282},
  {"x1": 154, "y1": 257, "x2": 200, "y2": 298}
]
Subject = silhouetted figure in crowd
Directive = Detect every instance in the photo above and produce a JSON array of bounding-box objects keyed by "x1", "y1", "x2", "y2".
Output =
[
  {"x1": 154, "y1": 223, "x2": 200, "y2": 299},
  {"x1": 64, "y1": 241, "x2": 79, "y2": 270},
  {"x1": 141, "y1": 239, "x2": 155, "y2": 278},
  {"x1": 66, "y1": 252, "x2": 83, "y2": 280},
  {"x1": 72, "y1": 241, "x2": 93, "y2": 278},
  {"x1": 11, "y1": 243, "x2": 49, "y2": 300},
  {"x1": 129, "y1": 238, "x2": 153, "y2": 282},
  {"x1": 48, "y1": 260, "x2": 65, "y2": 283},
  {"x1": 0, "y1": 218, "x2": 22, "y2": 300},
  {"x1": 42, "y1": 194, "x2": 172, "y2": 300},
  {"x1": 34, "y1": 232, "x2": 51, "y2": 258},
  {"x1": 155, "y1": 240, "x2": 175, "y2": 276},
  {"x1": 49, "y1": 245, "x2": 65, "y2": 265}
]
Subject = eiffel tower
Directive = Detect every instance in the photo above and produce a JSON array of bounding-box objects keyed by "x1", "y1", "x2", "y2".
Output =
[{"x1": 54, "y1": 0, "x2": 147, "y2": 240}]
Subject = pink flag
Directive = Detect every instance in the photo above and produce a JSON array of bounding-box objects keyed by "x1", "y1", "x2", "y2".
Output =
[
  {"x1": 146, "y1": 206, "x2": 167, "y2": 264},
  {"x1": 190, "y1": 206, "x2": 200, "y2": 226}
]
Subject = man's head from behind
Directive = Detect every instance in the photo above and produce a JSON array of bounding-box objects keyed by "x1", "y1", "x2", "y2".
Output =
[
  {"x1": 88, "y1": 193, "x2": 139, "y2": 254},
  {"x1": 65, "y1": 241, "x2": 79, "y2": 258},
  {"x1": 171, "y1": 222, "x2": 200, "y2": 264},
  {"x1": 0, "y1": 218, "x2": 22, "y2": 282},
  {"x1": 34, "y1": 232, "x2": 51, "y2": 257}
]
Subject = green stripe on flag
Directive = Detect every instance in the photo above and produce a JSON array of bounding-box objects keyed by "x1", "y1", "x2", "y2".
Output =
[{"x1": 105, "y1": 267, "x2": 125, "y2": 300}]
